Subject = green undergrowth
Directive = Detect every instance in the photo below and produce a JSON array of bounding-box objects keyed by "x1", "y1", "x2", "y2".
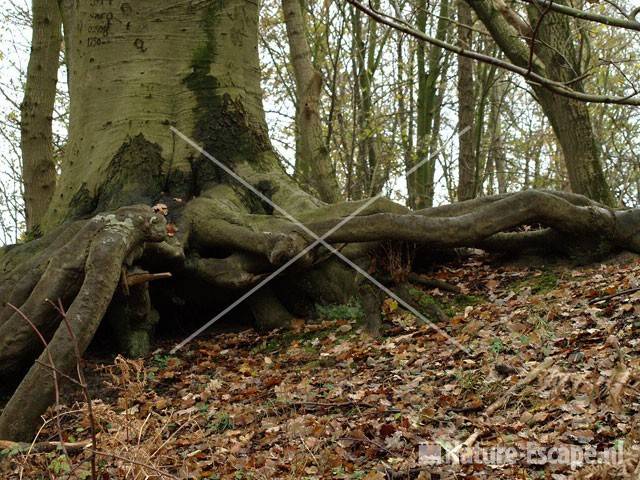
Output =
[
  {"x1": 315, "y1": 301, "x2": 364, "y2": 322},
  {"x1": 408, "y1": 287, "x2": 484, "y2": 317},
  {"x1": 509, "y1": 270, "x2": 559, "y2": 294},
  {"x1": 251, "y1": 321, "x2": 354, "y2": 356},
  {"x1": 251, "y1": 288, "x2": 488, "y2": 359},
  {"x1": 249, "y1": 300, "x2": 369, "y2": 360}
]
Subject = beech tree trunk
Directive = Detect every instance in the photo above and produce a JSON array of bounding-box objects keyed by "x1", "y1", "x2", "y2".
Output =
[
  {"x1": 2, "y1": 0, "x2": 330, "y2": 441},
  {"x1": 21, "y1": 0, "x2": 61, "y2": 234},
  {"x1": 526, "y1": 3, "x2": 613, "y2": 206}
]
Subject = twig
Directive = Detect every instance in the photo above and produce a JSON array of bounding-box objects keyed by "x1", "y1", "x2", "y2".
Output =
[
  {"x1": 278, "y1": 400, "x2": 374, "y2": 410},
  {"x1": 526, "y1": 0, "x2": 554, "y2": 78},
  {"x1": 299, "y1": 434, "x2": 320, "y2": 467},
  {"x1": 91, "y1": 450, "x2": 180, "y2": 479},
  {"x1": 7, "y1": 304, "x2": 68, "y2": 459},
  {"x1": 51, "y1": 299, "x2": 98, "y2": 480},
  {"x1": 588, "y1": 286, "x2": 640, "y2": 304},
  {"x1": 0, "y1": 439, "x2": 91, "y2": 454},
  {"x1": 126, "y1": 271, "x2": 172, "y2": 287},
  {"x1": 519, "y1": 0, "x2": 640, "y2": 31},
  {"x1": 485, "y1": 356, "x2": 555, "y2": 416},
  {"x1": 150, "y1": 415, "x2": 192, "y2": 459},
  {"x1": 345, "y1": 0, "x2": 640, "y2": 105},
  {"x1": 447, "y1": 428, "x2": 483, "y2": 463},
  {"x1": 34, "y1": 360, "x2": 83, "y2": 386}
]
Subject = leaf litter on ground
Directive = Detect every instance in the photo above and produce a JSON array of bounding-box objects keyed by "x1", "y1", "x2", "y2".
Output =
[{"x1": 2, "y1": 252, "x2": 640, "y2": 479}]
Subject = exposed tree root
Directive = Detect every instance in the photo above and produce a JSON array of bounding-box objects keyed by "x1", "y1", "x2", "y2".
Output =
[
  {"x1": 1, "y1": 190, "x2": 640, "y2": 441},
  {"x1": 0, "y1": 206, "x2": 166, "y2": 441}
]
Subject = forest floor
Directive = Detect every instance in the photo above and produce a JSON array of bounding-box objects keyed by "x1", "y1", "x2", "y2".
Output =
[{"x1": 1, "y1": 252, "x2": 640, "y2": 479}]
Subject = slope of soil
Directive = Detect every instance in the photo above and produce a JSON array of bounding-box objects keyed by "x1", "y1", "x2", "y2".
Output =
[{"x1": 2, "y1": 253, "x2": 639, "y2": 479}]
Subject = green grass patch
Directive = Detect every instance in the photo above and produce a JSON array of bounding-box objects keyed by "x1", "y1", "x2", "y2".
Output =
[
  {"x1": 409, "y1": 287, "x2": 485, "y2": 317},
  {"x1": 455, "y1": 370, "x2": 482, "y2": 392},
  {"x1": 315, "y1": 300, "x2": 364, "y2": 322},
  {"x1": 251, "y1": 325, "x2": 336, "y2": 355},
  {"x1": 511, "y1": 270, "x2": 559, "y2": 294},
  {"x1": 209, "y1": 412, "x2": 234, "y2": 433}
]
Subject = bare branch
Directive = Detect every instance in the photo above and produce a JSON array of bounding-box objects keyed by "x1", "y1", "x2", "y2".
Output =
[
  {"x1": 519, "y1": 0, "x2": 640, "y2": 31},
  {"x1": 343, "y1": 0, "x2": 640, "y2": 105}
]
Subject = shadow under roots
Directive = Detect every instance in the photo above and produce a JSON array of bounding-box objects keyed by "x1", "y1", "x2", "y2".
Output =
[{"x1": 91, "y1": 273, "x2": 256, "y2": 357}]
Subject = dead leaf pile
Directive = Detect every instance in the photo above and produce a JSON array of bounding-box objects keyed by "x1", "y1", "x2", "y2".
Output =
[{"x1": 2, "y1": 253, "x2": 639, "y2": 479}]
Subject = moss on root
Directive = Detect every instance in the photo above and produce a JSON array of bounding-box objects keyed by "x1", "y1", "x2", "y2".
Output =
[
  {"x1": 409, "y1": 287, "x2": 485, "y2": 317},
  {"x1": 509, "y1": 270, "x2": 559, "y2": 294},
  {"x1": 97, "y1": 134, "x2": 166, "y2": 212}
]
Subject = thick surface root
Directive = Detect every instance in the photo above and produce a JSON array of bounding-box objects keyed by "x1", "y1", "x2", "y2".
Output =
[
  {"x1": 0, "y1": 206, "x2": 166, "y2": 441},
  {"x1": 2, "y1": 190, "x2": 640, "y2": 441}
]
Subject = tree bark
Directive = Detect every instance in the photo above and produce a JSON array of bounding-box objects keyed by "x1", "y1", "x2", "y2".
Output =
[
  {"x1": 456, "y1": 1, "x2": 477, "y2": 201},
  {"x1": 467, "y1": 0, "x2": 613, "y2": 205},
  {"x1": 352, "y1": 3, "x2": 386, "y2": 199},
  {"x1": 487, "y1": 82, "x2": 507, "y2": 193},
  {"x1": 21, "y1": 0, "x2": 61, "y2": 234},
  {"x1": 526, "y1": 2, "x2": 613, "y2": 205},
  {"x1": 282, "y1": 0, "x2": 340, "y2": 203},
  {"x1": 0, "y1": 206, "x2": 166, "y2": 441},
  {"x1": 44, "y1": 0, "x2": 315, "y2": 229},
  {"x1": 414, "y1": 0, "x2": 449, "y2": 208},
  {"x1": 3, "y1": 0, "x2": 640, "y2": 444}
]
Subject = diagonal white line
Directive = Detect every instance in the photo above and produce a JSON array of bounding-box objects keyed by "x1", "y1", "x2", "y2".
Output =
[
  {"x1": 313, "y1": 240, "x2": 471, "y2": 354},
  {"x1": 405, "y1": 125, "x2": 471, "y2": 177},
  {"x1": 170, "y1": 126, "x2": 471, "y2": 355},
  {"x1": 170, "y1": 190, "x2": 384, "y2": 353}
]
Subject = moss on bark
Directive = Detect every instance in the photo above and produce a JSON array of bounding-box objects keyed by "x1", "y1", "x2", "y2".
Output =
[{"x1": 183, "y1": 0, "x2": 272, "y2": 192}]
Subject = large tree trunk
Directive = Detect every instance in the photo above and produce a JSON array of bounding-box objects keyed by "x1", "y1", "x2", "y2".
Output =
[
  {"x1": 3, "y1": 0, "x2": 640, "y2": 444},
  {"x1": 21, "y1": 0, "x2": 61, "y2": 234},
  {"x1": 526, "y1": 3, "x2": 613, "y2": 206},
  {"x1": 2, "y1": 0, "x2": 327, "y2": 441},
  {"x1": 44, "y1": 0, "x2": 300, "y2": 227}
]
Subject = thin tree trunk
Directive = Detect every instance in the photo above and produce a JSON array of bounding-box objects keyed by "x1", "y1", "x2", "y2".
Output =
[
  {"x1": 472, "y1": 60, "x2": 497, "y2": 195},
  {"x1": 487, "y1": 82, "x2": 507, "y2": 193},
  {"x1": 352, "y1": 1, "x2": 387, "y2": 198},
  {"x1": 21, "y1": 0, "x2": 61, "y2": 234},
  {"x1": 427, "y1": 49, "x2": 453, "y2": 202},
  {"x1": 350, "y1": 8, "x2": 365, "y2": 199},
  {"x1": 413, "y1": 0, "x2": 428, "y2": 208},
  {"x1": 282, "y1": 0, "x2": 340, "y2": 203},
  {"x1": 467, "y1": 0, "x2": 613, "y2": 205},
  {"x1": 456, "y1": 0, "x2": 476, "y2": 201},
  {"x1": 414, "y1": 0, "x2": 449, "y2": 209},
  {"x1": 396, "y1": 32, "x2": 415, "y2": 206}
]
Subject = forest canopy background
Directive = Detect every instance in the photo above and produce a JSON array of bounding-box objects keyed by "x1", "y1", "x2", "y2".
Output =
[{"x1": 1, "y1": 0, "x2": 639, "y2": 243}]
